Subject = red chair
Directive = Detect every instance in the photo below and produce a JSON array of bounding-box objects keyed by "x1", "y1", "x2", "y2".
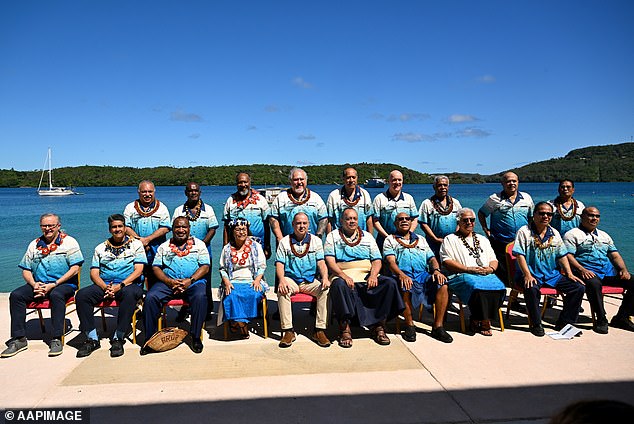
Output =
[
  {"x1": 95, "y1": 298, "x2": 142, "y2": 344},
  {"x1": 589, "y1": 285, "x2": 625, "y2": 325},
  {"x1": 158, "y1": 298, "x2": 204, "y2": 341},
  {"x1": 26, "y1": 273, "x2": 80, "y2": 344},
  {"x1": 504, "y1": 242, "x2": 561, "y2": 327}
]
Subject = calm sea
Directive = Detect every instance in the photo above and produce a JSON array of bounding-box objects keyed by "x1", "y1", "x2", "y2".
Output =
[{"x1": 1, "y1": 183, "x2": 633, "y2": 292}]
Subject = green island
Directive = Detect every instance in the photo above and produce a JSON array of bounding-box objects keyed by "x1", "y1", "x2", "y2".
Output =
[{"x1": 1, "y1": 143, "x2": 632, "y2": 187}]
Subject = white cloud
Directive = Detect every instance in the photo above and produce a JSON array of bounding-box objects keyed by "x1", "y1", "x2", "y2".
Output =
[
  {"x1": 447, "y1": 114, "x2": 479, "y2": 123},
  {"x1": 372, "y1": 112, "x2": 430, "y2": 122},
  {"x1": 392, "y1": 132, "x2": 436, "y2": 142},
  {"x1": 171, "y1": 110, "x2": 204, "y2": 122},
  {"x1": 188, "y1": 133, "x2": 201, "y2": 139},
  {"x1": 246, "y1": 125, "x2": 257, "y2": 131},
  {"x1": 297, "y1": 159, "x2": 315, "y2": 165},
  {"x1": 475, "y1": 74, "x2": 496, "y2": 84},
  {"x1": 292, "y1": 76, "x2": 313, "y2": 89},
  {"x1": 264, "y1": 104, "x2": 279, "y2": 113},
  {"x1": 455, "y1": 127, "x2": 491, "y2": 138},
  {"x1": 298, "y1": 134, "x2": 316, "y2": 141}
]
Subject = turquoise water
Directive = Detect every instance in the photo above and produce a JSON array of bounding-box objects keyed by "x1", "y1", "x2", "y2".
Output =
[{"x1": 1, "y1": 183, "x2": 633, "y2": 292}]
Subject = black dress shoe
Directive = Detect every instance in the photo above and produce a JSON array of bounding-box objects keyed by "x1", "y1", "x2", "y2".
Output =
[
  {"x1": 76, "y1": 339, "x2": 100, "y2": 358},
  {"x1": 530, "y1": 325, "x2": 545, "y2": 337},
  {"x1": 431, "y1": 327, "x2": 453, "y2": 343},
  {"x1": 610, "y1": 316, "x2": 634, "y2": 332},
  {"x1": 191, "y1": 338, "x2": 204, "y2": 354},
  {"x1": 110, "y1": 339, "x2": 124, "y2": 357}
]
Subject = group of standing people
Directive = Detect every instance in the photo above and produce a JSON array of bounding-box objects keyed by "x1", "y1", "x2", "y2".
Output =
[{"x1": 2, "y1": 167, "x2": 633, "y2": 359}]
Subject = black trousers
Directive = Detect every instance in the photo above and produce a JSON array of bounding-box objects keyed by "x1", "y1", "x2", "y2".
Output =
[
  {"x1": 330, "y1": 275, "x2": 404, "y2": 328},
  {"x1": 490, "y1": 238, "x2": 511, "y2": 285},
  {"x1": 468, "y1": 289, "x2": 506, "y2": 321},
  {"x1": 143, "y1": 282, "x2": 207, "y2": 339},
  {"x1": 75, "y1": 283, "x2": 143, "y2": 339},
  {"x1": 9, "y1": 283, "x2": 75, "y2": 339},
  {"x1": 524, "y1": 277, "x2": 585, "y2": 328},
  {"x1": 584, "y1": 275, "x2": 634, "y2": 321}
]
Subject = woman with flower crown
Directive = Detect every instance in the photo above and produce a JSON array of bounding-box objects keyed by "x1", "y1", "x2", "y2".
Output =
[
  {"x1": 218, "y1": 218, "x2": 267, "y2": 339},
  {"x1": 512, "y1": 202, "x2": 585, "y2": 337},
  {"x1": 440, "y1": 207, "x2": 506, "y2": 336}
]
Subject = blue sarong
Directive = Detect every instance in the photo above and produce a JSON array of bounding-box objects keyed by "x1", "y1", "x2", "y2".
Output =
[
  {"x1": 447, "y1": 273, "x2": 505, "y2": 304},
  {"x1": 221, "y1": 281, "x2": 265, "y2": 323}
]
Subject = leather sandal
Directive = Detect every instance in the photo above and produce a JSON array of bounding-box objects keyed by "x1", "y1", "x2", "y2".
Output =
[
  {"x1": 238, "y1": 322, "x2": 250, "y2": 339},
  {"x1": 372, "y1": 325, "x2": 391, "y2": 346},
  {"x1": 479, "y1": 320, "x2": 492, "y2": 337},
  {"x1": 338, "y1": 322, "x2": 353, "y2": 348}
]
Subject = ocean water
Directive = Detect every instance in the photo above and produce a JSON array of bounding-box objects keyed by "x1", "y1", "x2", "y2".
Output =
[{"x1": 1, "y1": 182, "x2": 633, "y2": 292}]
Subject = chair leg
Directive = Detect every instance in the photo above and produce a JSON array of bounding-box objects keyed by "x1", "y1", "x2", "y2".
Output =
[
  {"x1": 262, "y1": 297, "x2": 268, "y2": 339},
  {"x1": 540, "y1": 294, "x2": 549, "y2": 319},
  {"x1": 506, "y1": 289, "x2": 519, "y2": 319},
  {"x1": 458, "y1": 301, "x2": 466, "y2": 333},
  {"x1": 100, "y1": 307, "x2": 108, "y2": 332},
  {"x1": 37, "y1": 310, "x2": 46, "y2": 333},
  {"x1": 498, "y1": 308, "x2": 505, "y2": 332},
  {"x1": 419, "y1": 304, "x2": 424, "y2": 321},
  {"x1": 132, "y1": 309, "x2": 138, "y2": 345},
  {"x1": 224, "y1": 321, "x2": 229, "y2": 340}
]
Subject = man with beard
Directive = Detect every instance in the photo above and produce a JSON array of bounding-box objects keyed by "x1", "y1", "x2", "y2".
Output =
[
  {"x1": 124, "y1": 180, "x2": 171, "y2": 287},
  {"x1": 143, "y1": 217, "x2": 210, "y2": 353},
  {"x1": 223, "y1": 172, "x2": 271, "y2": 257}
]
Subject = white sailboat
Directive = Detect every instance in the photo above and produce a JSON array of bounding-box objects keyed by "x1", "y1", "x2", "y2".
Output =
[{"x1": 37, "y1": 148, "x2": 79, "y2": 196}]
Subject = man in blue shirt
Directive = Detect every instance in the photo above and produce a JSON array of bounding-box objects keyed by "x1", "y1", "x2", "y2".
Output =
[{"x1": 564, "y1": 206, "x2": 634, "y2": 334}]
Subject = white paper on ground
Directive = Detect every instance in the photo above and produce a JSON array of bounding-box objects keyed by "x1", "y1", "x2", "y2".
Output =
[{"x1": 546, "y1": 324, "x2": 581, "y2": 340}]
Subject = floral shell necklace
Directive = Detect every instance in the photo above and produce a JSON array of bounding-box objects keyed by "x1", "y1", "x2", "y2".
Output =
[
  {"x1": 288, "y1": 188, "x2": 311, "y2": 205},
  {"x1": 554, "y1": 197, "x2": 578, "y2": 221},
  {"x1": 231, "y1": 238, "x2": 253, "y2": 265},
  {"x1": 36, "y1": 232, "x2": 66, "y2": 256},
  {"x1": 289, "y1": 234, "x2": 311, "y2": 258},
  {"x1": 170, "y1": 237, "x2": 194, "y2": 257},
  {"x1": 183, "y1": 200, "x2": 202, "y2": 221},
  {"x1": 339, "y1": 228, "x2": 362, "y2": 247},
  {"x1": 234, "y1": 190, "x2": 260, "y2": 209},
  {"x1": 134, "y1": 199, "x2": 161, "y2": 217},
  {"x1": 395, "y1": 232, "x2": 418, "y2": 249},
  {"x1": 105, "y1": 236, "x2": 133, "y2": 257},
  {"x1": 458, "y1": 232, "x2": 484, "y2": 266},
  {"x1": 431, "y1": 195, "x2": 453, "y2": 216}
]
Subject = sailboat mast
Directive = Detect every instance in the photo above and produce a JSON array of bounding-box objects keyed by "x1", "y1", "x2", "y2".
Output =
[{"x1": 48, "y1": 148, "x2": 53, "y2": 189}]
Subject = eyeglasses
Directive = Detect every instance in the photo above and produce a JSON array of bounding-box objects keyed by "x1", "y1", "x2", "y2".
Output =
[
  {"x1": 395, "y1": 217, "x2": 410, "y2": 222},
  {"x1": 234, "y1": 227, "x2": 248, "y2": 233},
  {"x1": 40, "y1": 224, "x2": 59, "y2": 229},
  {"x1": 460, "y1": 218, "x2": 476, "y2": 223},
  {"x1": 585, "y1": 213, "x2": 600, "y2": 218},
  {"x1": 537, "y1": 212, "x2": 554, "y2": 217}
]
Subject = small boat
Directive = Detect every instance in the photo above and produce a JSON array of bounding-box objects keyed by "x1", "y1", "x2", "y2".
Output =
[
  {"x1": 363, "y1": 171, "x2": 386, "y2": 188},
  {"x1": 256, "y1": 186, "x2": 284, "y2": 204},
  {"x1": 37, "y1": 148, "x2": 80, "y2": 196}
]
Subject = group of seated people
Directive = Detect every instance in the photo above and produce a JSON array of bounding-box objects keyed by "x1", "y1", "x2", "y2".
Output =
[{"x1": 2, "y1": 168, "x2": 633, "y2": 359}]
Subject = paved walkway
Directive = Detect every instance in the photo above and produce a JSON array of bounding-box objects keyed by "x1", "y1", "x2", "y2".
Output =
[{"x1": 1, "y1": 291, "x2": 633, "y2": 423}]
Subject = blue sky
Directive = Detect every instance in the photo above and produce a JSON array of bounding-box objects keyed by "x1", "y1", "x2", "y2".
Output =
[{"x1": 1, "y1": 0, "x2": 633, "y2": 174}]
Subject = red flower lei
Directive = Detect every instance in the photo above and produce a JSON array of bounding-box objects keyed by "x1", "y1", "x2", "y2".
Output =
[
  {"x1": 288, "y1": 188, "x2": 311, "y2": 205},
  {"x1": 134, "y1": 200, "x2": 161, "y2": 217},
  {"x1": 341, "y1": 188, "x2": 361, "y2": 207},
  {"x1": 231, "y1": 238, "x2": 253, "y2": 265},
  {"x1": 37, "y1": 233, "x2": 66, "y2": 256},
  {"x1": 233, "y1": 190, "x2": 260, "y2": 209},
  {"x1": 170, "y1": 237, "x2": 194, "y2": 257}
]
